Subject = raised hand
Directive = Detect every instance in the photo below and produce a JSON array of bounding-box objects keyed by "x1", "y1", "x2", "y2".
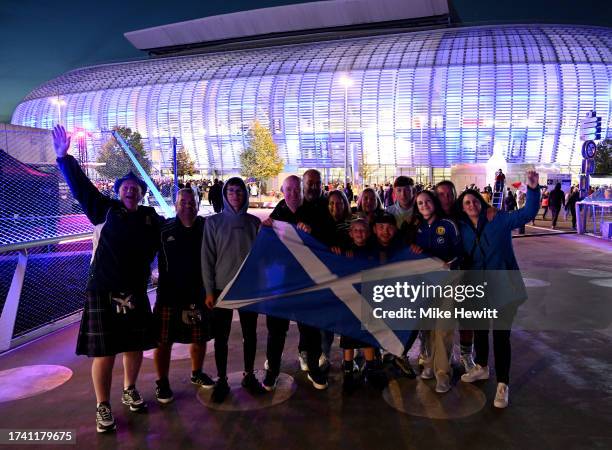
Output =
[
  {"x1": 51, "y1": 125, "x2": 70, "y2": 157},
  {"x1": 526, "y1": 170, "x2": 539, "y2": 190}
]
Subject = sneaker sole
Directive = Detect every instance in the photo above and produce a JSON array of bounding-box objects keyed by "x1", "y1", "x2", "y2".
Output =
[
  {"x1": 263, "y1": 383, "x2": 277, "y2": 392},
  {"x1": 191, "y1": 380, "x2": 215, "y2": 389},
  {"x1": 96, "y1": 423, "x2": 116, "y2": 433},
  {"x1": 494, "y1": 400, "x2": 509, "y2": 408},
  {"x1": 307, "y1": 374, "x2": 328, "y2": 390},
  {"x1": 435, "y1": 385, "x2": 451, "y2": 393},
  {"x1": 156, "y1": 396, "x2": 174, "y2": 404},
  {"x1": 460, "y1": 373, "x2": 489, "y2": 383},
  {"x1": 122, "y1": 401, "x2": 147, "y2": 412}
]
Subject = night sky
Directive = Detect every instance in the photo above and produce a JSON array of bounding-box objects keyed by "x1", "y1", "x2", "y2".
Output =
[{"x1": 1, "y1": 0, "x2": 610, "y2": 123}]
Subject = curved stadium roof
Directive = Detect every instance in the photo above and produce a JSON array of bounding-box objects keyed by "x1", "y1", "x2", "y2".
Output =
[{"x1": 13, "y1": 24, "x2": 612, "y2": 171}]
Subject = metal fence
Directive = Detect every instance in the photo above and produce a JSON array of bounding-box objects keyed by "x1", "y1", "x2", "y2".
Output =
[{"x1": 0, "y1": 126, "x2": 173, "y2": 351}]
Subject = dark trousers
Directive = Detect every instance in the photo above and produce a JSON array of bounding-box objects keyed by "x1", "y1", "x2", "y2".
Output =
[
  {"x1": 569, "y1": 205, "x2": 577, "y2": 229},
  {"x1": 474, "y1": 329, "x2": 511, "y2": 384},
  {"x1": 213, "y1": 308, "x2": 258, "y2": 378},
  {"x1": 473, "y1": 305, "x2": 517, "y2": 384},
  {"x1": 402, "y1": 329, "x2": 419, "y2": 356},
  {"x1": 266, "y1": 316, "x2": 290, "y2": 376},
  {"x1": 297, "y1": 322, "x2": 323, "y2": 377},
  {"x1": 550, "y1": 207, "x2": 561, "y2": 227}
]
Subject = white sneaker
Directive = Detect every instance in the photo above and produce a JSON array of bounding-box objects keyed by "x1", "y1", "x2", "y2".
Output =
[
  {"x1": 435, "y1": 372, "x2": 451, "y2": 393},
  {"x1": 298, "y1": 351, "x2": 309, "y2": 372},
  {"x1": 420, "y1": 367, "x2": 434, "y2": 380},
  {"x1": 460, "y1": 364, "x2": 489, "y2": 383},
  {"x1": 494, "y1": 382, "x2": 509, "y2": 408}
]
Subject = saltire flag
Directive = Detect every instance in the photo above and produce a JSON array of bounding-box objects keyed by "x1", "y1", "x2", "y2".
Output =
[{"x1": 217, "y1": 220, "x2": 446, "y2": 356}]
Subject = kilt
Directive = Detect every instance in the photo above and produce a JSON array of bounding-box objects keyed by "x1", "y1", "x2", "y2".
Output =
[
  {"x1": 154, "y1": 304, "x2": 212, "y2": 345},
  {"x1": 76, "y1": 291, "x2": 157, "y2": 357},
  {"x1": 340, "y1": 335, "x2": 371, "y2": 349}
]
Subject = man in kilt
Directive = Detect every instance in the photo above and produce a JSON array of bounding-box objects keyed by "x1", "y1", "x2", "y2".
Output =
[
  {"x1": 53, "y1": 125, "x2": 161, "y2": 433},
  {"x1": 153, "y1": 188, "x2": 214, "y2": 403}
]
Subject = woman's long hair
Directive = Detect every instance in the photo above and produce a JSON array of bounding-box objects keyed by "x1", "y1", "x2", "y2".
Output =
[
  {"x1": 411, "y1": 190, "x2": 444, "y2": 225},
  {"x1": 356, "y1": 187, "x2": 383, "y2": 214},
  {"x1": 403, "y1": 190, "x2": 443, "y2": 243},
  {"x1": 454, "y1": 189, "x2": 490, "y2": 222},
  {"x1": 328, "y1": 189, "x2": 351, "y2": 222}
]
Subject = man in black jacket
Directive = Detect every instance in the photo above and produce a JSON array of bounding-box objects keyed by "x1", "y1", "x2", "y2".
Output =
[
  {"x1": 261, "y1": 172, "x2": 332, "y2": 391},
  {"x1": 53, "y1": 125, "x2": 161, "y2": 433},
  {"x1": 153, "y1": 188, "x2": 214, "y2": 404},
  {"x1": 548, "y1": 182, "x2": 566, "y2": 229},
  {"x1": 208, "y1": 179, "x2": 223, "y2": 213}
]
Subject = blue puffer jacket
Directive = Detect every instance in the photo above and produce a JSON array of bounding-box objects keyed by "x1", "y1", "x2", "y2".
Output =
[{"x1": 457, "y1": 186, "x2": 540, "y2": 306}]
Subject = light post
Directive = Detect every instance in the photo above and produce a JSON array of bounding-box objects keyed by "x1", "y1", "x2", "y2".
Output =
[
  {"x1": 339, "y1": 75, "x2": 353, "y2": 188},
  {"x1": 50, "y1": 97, "x2": 66, "y2": 125}
]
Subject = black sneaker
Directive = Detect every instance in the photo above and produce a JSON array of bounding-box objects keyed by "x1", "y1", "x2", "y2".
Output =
[
  {"x1": 262, "y1": 370, "x2": 278, "y2": 392},
  {"x1": 191, "y1": 371, "x2": 215, "y2": 389},
  {"x1": 394, "y1": 356, "x2": 417, "y2": 379},
  {"x1": 211, "y1": 378, "x2": 230, "y2": 403},
  {"x1": 155, "y1": 379, "x2": 174, "y2": 404},
  {"x1": 342, "y1": 361, "x2": 361, "y2": 394},
  {"x1": 121, "y1": 386, "x2": 147, "y2": 412},
  {"x1": 364, "y1": 362, "x2": 388, "y2": 390},
  {"x1": 241, "y1": 372, "x2": 265, "y2": 394},
  {"x1": 96, "y1": 403, "x2": 116, "y2": 433},
  {"x1": 307, "y1": 371, "x2": 328, "y2": 390}
]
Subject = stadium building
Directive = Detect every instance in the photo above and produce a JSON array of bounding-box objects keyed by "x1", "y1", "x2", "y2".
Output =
[{"x1": 10, "y1": 0, "x2": 612, "y2": 185}]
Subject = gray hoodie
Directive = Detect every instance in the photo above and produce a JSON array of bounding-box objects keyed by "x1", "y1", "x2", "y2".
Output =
[{"x1": 201, "y1": 177, "x2": 261, "y2": 296}]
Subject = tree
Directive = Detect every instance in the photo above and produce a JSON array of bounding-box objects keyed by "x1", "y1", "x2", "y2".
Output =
[
  {"x1": 595, "y1": 139, "x2": 612, "y2": 174},
  {"x1": 359, "y1": 151, "x2": 377, "y2": 186},
  {"x1": 96, "y1": 126, "x2": 152, "y2": 179},
  {"x1": 176, "y1": 147, "x2": 196, "y2": 179},
  {"x1": 239, "y1": 120, "x2": 284, "y2": 183}
]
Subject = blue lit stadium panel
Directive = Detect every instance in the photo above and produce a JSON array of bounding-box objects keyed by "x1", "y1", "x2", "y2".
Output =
[{"x1": 11, "y1": 24, "x2": 612, "y2": 171}]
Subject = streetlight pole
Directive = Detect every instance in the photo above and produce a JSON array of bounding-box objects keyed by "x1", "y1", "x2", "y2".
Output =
[
  {"x1": 51, "y1": 97, "x2": 66, "y2": 126},
  {"x1": 339, "y1": 75, "x2": 353, "y2": 188}
]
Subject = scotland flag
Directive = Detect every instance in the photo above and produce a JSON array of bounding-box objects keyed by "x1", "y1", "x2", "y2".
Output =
[{"x1": 217, "y1": 220, "x2": 446, "y2": 356}]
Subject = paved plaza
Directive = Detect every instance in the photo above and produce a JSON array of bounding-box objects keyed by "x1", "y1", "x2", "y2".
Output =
[{"x1": 0, "y1": 231, "x2": 610, "y2": 450}]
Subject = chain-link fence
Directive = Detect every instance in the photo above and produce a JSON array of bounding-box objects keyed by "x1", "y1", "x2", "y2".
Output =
[{"x1": 0, "y1": 125, "x2": 176, "y2": 349}]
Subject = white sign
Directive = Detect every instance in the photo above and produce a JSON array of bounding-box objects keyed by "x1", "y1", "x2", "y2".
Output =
[{"x1": 546, "y1": 173, "x2": 572, "y2": 195}]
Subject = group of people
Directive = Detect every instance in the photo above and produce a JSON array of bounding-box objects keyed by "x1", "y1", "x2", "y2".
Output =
[{"x1": 52, "y1": 125, "x2": 541, "y2": 434}]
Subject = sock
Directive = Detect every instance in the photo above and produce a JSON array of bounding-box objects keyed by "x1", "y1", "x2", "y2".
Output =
[
  {"x1": 97, "y1": 401, "x2": 110, "y2": 408},
  {"x1": 192, "y1": 370, "x2": 201, "y2": 377},
  {"x1": 460, "y1": 344, "x2": 473, "y2": 356},
  {"x1": 124, "y1": 384, "x2": 135, "y2": 391}
]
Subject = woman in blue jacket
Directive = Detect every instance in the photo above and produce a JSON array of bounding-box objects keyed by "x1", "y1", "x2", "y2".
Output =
[{"x1": 455, "y1": 170, "x2": 540, "y2": 408}]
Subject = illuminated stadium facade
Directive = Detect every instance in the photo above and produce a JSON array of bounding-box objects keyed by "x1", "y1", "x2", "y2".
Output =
[{"x1": 10, "y1": 1, "x2": 612, "y2": 183}]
